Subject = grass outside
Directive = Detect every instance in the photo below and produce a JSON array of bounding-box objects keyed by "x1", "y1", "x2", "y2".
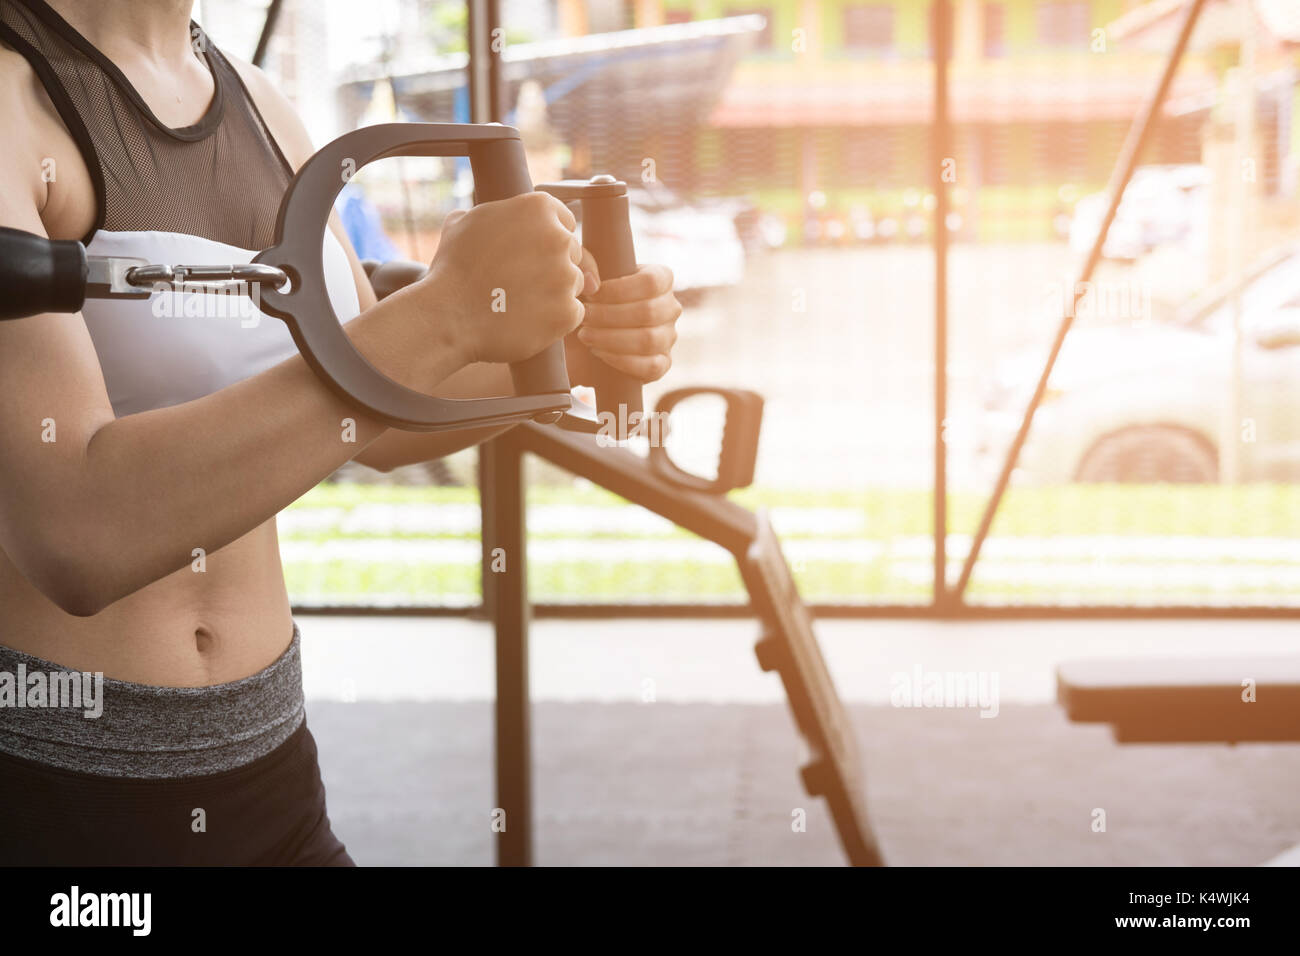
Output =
[{"x1": 282, "y1": 482, "x2": 1300, "y2": 607}]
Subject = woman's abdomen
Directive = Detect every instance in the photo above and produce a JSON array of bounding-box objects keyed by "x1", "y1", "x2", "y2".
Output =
[{"x1": 0, "y1": 519, "x2": 294, "y2": 686}]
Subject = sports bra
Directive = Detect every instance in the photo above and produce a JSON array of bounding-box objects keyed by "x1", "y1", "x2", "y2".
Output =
[{"x1": 0, "y1": 0, "x2": 361, "y2": 416}]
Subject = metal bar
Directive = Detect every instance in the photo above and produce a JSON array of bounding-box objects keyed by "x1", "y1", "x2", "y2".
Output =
[
  {"x1": 251, "y1": 0, "x2": 285, "y2": 68},
  {"x1": 510, "y1": 424, "x2": 759, "y2": 555},
  {"x1": 479, "y1": 436, "x2": 532, "y2": 866},
  {"x1": 477, "y1": 444, "x2": 497, "y2": 623},
  {"x1": 293, "y1": 603, "x2": 1300, "y2": 621},
  {"x1": 469, "y1": 0, "x2": 529, "y2": 868},
  {"x1": 469, "y1": 0, "x2": 500, "y2": 622},
  {"x1": 530, "y1": 604, "x2": 1300, "y2": 621},
  {"x1": 931, "y1": 0, "x2": 952, "y2": 608},
  {"x1": 466, "y1": 0, "x2": 505, "y2": 124},
  {"x1": 951, "y1": 0, "x2": 1210, "y2": 602}
]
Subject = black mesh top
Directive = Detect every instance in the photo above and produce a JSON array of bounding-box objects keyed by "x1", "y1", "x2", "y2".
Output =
[{"x1": 0, "y1": 0, "x2": 293, "y2": 248}]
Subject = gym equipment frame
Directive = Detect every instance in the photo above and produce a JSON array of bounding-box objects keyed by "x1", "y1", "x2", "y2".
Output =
[{"x1": 480, "y1": 421, "x2": 884, "y2": 867}]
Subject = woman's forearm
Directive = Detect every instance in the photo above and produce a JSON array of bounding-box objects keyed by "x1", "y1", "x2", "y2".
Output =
[{"x1": 353, "y1": 361, "x2": 518, "y2": 472}]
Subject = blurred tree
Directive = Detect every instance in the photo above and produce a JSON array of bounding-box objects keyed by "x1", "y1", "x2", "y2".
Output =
[{"x1": 421, "y1": 0, "x2": 532, "y2": 54}]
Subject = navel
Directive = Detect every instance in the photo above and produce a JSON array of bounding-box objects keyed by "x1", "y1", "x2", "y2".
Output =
[{"x1": 193, "y1": 624, "x2": 216, "y2": 655}]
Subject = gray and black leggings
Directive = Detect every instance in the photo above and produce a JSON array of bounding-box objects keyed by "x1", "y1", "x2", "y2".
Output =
[{"x1": 0, "y1": 625, "x2": 354, "y2": 866}]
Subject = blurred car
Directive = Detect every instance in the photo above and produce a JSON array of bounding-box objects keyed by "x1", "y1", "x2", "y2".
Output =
[
  {"x1": 962, "y1": 246, "x2": 1300, "y2": 484},
  {"x1": 692, "y1": 193, "x2": 787, "y2": 252},
  {"x1": 1069, "y1": 164, "x2": 1210, "y2": 262},
  {"x1": 622, "y1": 185, "x2": 746, "y2": 295}
]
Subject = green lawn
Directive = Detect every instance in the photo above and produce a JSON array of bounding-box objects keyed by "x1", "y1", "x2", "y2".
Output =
[{"x1": 282, "y1": 483, "x2": 1300, "y2": 607}]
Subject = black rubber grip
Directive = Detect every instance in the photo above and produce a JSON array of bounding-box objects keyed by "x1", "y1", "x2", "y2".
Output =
[
  {"x1": 0, "y1": 226, "x2": 88, "y2": 320},
  {"x1": 580, "y1": 194, "x2": 642, "y2": 427},
  {"x1": 365, "y1": 259, "x2": 428, "y2": 301}
]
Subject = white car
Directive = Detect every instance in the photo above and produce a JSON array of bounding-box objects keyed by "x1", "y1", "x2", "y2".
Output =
[
  {"x1": 620, "y1": 185, "x2": 746, "y2": 295},
  {"x1": 963, "y1": 246, "x2": 1300, "y2": 484},
  {"x1": 1069, "y1": 165, "x2": 1210, "y2": 262}
]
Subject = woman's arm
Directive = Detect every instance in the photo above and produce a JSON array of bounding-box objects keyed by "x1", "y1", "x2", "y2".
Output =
[
  {"x1": 0, "y1": 59, "x2": 587, "y2": 615},
  {"x1": 0, "y1": 200, "x2": 450, "y2": 615}
]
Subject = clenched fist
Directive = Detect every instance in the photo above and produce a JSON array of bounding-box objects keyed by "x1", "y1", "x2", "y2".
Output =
[{"x1": 420, "y1": 192, "x2": 598, "y2": 366}]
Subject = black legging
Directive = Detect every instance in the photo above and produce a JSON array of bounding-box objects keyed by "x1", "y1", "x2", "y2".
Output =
[{"x1": 0, "y1": 721, "x2": 353, "y2": 866}]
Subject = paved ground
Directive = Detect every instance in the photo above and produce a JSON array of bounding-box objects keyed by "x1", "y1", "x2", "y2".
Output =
[{"x1": 299, "y1": 615, "x2": 1300, "y2": 866}]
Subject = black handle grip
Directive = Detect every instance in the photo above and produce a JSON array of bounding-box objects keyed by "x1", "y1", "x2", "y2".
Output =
[
  {"x1": 0, "y1": 226, "x2": 88, "y2": 320},
  {"x1": 648, "y1": 387, "x2": 764, "y2": 494},
  {"x1": 580, "y1": 190, "x2": 642, "y2": 434},
  {"x1": 364, "y1": 259, "x2": 429, "y2": 301}
]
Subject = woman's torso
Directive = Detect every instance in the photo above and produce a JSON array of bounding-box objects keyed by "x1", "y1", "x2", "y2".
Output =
[{"x1": 0, "y1": 0, "x2": 359, "y2": 685}]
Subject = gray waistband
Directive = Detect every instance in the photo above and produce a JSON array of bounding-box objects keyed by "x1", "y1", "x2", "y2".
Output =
[{"x1": 0, "y1": 623, "x2": 305, "y2": 779}]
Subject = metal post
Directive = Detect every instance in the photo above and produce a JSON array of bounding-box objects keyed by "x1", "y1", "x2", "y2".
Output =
[
  {"x1": 469, "y1": 0, "x2": 531, "y2": 867},
  {"x1": 932, "y1": 0, "x2": 952, "y2": 608},
  {"x1": 467, "y1": 0, "x2": 505, "y2": 125},
  {"x1": 480, "y1": 437, "x2": 532, "y2": 866},
  {"x1": 251, "y1": 0, "x2": 285, "y2": 68},
  {"x1": 952, "y1": 0, "x2": 1210, "y2": 601},
  {"x1": 1224, "y1": 4, "x2": 1258, "y2": 486}
]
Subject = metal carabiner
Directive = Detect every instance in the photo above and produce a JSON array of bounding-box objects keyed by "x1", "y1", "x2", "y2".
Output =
[
  {"x1": 124, "y1": 262, "x2": 290, "y2": 293},
  {"x1": 81, "y1": 257, "x2": 290, "y2": 299}
]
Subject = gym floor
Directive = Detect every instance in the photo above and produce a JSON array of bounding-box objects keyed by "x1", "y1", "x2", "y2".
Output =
[{"x1": 299, "y1": 616, "x2": 1300, "y2": 866}]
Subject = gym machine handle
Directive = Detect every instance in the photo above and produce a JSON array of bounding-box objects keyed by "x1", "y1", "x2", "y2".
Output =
[
  {"x1": 649, "y1": 387, "x2": 764, "y2": 494},
  {"x1": 0, "y1": 226, "x2": 89, "y2": 320},
  {"x1": 254, "y1": 123, "x2": 572, "y2": 432},
  {"x1": 536, "y1": 176, "x2": 643, "y2": 441}
]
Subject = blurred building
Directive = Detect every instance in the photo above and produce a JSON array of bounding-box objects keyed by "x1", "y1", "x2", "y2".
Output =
[
  {"x1": 321, "y1": 0, "x2": 1298, "y2": 245},
  {"x1": 580, "y1": 0, "x2": 1227, "y2": 242},
  {"x1": 1110, "y1": 0, "x2": 1300, "y2": 275}
]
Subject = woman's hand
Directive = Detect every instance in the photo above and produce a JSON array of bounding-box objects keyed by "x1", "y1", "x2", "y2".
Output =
[
  {"x1": 422, "y1": 192, "x2": 594, "y2": 368},
  {"x1": 569, "y1": 263, "x2": 681, "y2": 384}
]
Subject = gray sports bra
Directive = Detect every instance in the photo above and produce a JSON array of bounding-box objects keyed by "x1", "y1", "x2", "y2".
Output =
[{"x1": 0, "y1": 0, "x2": 360, "y2": 416}]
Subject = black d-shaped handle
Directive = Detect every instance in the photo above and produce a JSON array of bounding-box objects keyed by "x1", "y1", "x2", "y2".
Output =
[
  {"x1": 648, "y1": 387, "x2": 764, "y2": 494},
  {"x1": 254, "y1": 123, "x2": 572, "y2": 432}
]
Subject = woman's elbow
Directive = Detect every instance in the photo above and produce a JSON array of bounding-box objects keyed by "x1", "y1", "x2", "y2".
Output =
[
  {"x1": 22, "y1": 551, "x2": 114, "y2": 617},
  {"x1": 5, "y1": 526, "x2": 119, "y2": 617},
  {"x1": 50, "y1": 585, "x2": 108, "y2": 619}
]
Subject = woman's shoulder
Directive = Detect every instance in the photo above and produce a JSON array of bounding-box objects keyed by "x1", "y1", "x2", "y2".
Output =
[
  {"x1": 0, "y1": 43, "x2": 94, "y2": 239},
  {"x1": 0, "y1": 41, "x2": 45, "y2": 128}
]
